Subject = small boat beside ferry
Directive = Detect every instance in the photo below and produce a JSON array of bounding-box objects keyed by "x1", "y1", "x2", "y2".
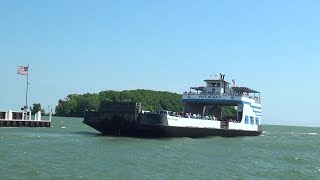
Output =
[{"x1": 83, "y1": 74, "x2": 262, "y2": 137}]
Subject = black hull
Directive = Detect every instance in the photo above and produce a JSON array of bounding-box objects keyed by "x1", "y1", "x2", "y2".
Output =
[
  {"x1": 139, "y1": 125, "x2": 262, "y2": 138},
  {"x1": 83, "y1": 102, "x2": 262, "y2": 138},
  {"x1": 83, "y1": 120, "x2": 262, "y2": 138}
]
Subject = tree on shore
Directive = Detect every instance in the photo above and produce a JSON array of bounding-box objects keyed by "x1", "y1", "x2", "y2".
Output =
[{"x1": 31, "y1": 103, "x2": 45, "y2": 115}]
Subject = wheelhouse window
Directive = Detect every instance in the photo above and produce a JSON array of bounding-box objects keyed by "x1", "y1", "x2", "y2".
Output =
[
  {"x1": 250, "y1": 116, "x2": 254, "y2": 124},
  {"x1": 245, "y1": 116, "x2": 249, "y2": 124},
  {"x1": 255, "y1": 117, "x2": 260, "y2": 125}
]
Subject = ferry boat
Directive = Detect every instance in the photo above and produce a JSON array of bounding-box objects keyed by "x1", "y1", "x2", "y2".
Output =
[{"x1": 83, "y1": 74, "x2": 262, "y2": 137}]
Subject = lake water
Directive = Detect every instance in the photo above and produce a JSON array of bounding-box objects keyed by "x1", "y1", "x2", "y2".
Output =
[{"x1": 1, "y1": 117, "x2": 319, "y2": 179}]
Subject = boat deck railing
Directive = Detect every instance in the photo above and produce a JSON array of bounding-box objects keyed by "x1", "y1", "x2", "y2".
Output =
[{"x1": 183, "y1": 92, "x2": 261, "y2": 103}]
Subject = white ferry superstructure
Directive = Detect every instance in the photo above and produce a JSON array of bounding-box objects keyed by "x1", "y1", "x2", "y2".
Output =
[{"x1": 167, "y1": 73, "x2": 262, "y2": 136}]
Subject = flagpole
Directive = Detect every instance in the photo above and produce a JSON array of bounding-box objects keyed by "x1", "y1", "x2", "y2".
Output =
[{"x1": 25, "y1": 65, "x2": 29, "y2": 111}]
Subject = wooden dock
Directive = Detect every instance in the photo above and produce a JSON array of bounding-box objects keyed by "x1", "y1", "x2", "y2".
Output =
[{"x1": 0, "y1": 110, "x2": 51, "y2": 128}]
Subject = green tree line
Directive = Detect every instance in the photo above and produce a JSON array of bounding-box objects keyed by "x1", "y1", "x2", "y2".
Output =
[{"x1": 55, "y1": 89, "x2": 182, "y2": 117}]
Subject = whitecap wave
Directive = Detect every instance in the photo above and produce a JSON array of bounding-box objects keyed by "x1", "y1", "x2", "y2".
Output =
[{"x1": 299, "y1": 133, "x2": 318, "y2": 136}]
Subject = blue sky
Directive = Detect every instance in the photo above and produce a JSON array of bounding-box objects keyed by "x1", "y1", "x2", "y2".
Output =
[{"x1": 1, "y1": 0, "x2": 319, "y2": 126}]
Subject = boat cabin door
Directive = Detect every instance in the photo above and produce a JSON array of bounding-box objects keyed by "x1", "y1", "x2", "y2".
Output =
[{"x1": 220, "y1": 121, "x2": 229, "y2": 129}]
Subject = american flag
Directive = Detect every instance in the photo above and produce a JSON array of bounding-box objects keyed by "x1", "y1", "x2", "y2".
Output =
[{"x1": 17, "y1": 66, "x2": 29, "y2": 75}]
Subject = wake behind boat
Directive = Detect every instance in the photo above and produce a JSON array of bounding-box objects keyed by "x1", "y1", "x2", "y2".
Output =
[{"x1": 83, "y1": 74, "x2": 262, "y2": 137}]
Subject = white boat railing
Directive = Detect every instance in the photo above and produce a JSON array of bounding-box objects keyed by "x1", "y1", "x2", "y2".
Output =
[{"x1": 183, "y1": 92, "x2": 261, "y2": 103}]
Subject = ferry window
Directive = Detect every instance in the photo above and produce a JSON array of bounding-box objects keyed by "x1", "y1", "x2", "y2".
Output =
[
  {"x1": 255, "y1": 117, "x2": 259, "y2": 125},
  {"x1": 245, "y1": 116, "x2": 249, "y2": 124},
  {"x1": 213, "y1": 83, "x2": 216, "y2": 87},
  {"x1": 217, "y1": 83, "x2": 220, "y2": 87},
  {"x1": 250, "y1": 116, "x2": 254, "y2": 124}
]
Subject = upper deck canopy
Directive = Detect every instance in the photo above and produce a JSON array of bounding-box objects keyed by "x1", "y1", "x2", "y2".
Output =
[
  {"x1": 204, "y1": 79, "x2": 230, "y2": 84},
  {"x1": 232, "y1": 87, "x2": 260, "y2": 93},
  {"x1": 190, "y1": 86, "x2": 205, "y2": 91}
]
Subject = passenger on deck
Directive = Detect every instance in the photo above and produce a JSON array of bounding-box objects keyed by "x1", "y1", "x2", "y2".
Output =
[{"x1": 192, "y1": 114, "x2": 197, "y2": 119}]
